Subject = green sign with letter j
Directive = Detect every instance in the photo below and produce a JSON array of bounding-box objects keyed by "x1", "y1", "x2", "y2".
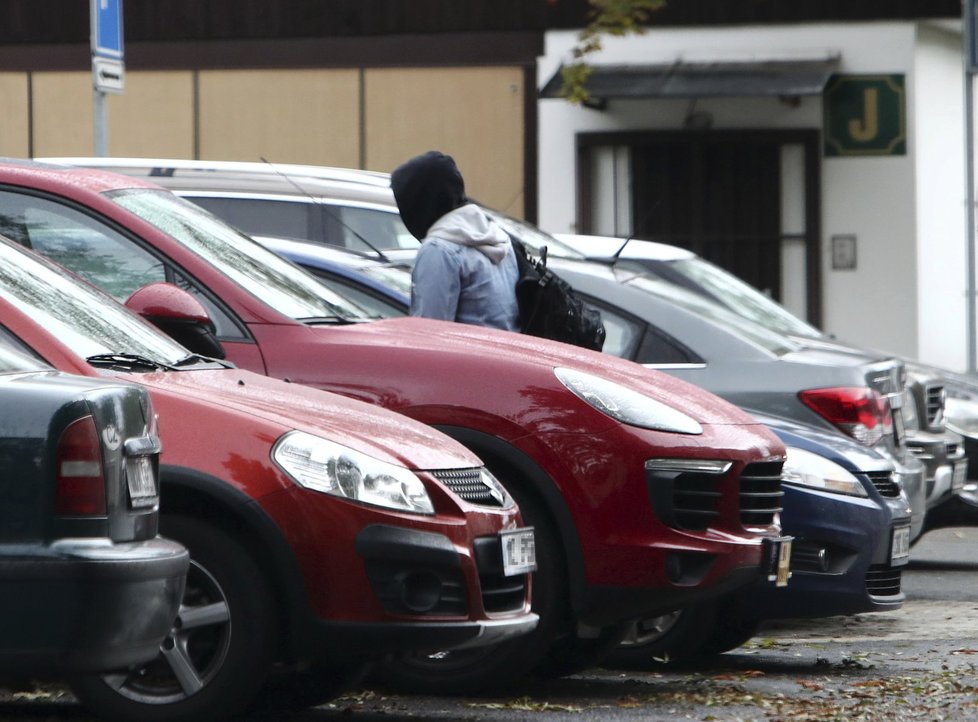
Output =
[{"x1": 823, "y1": 74, "x2": 906, "y2": 157}]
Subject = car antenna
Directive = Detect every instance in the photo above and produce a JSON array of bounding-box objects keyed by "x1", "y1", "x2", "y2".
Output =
[
  {"x1": 258, "y1": 156, "x2": 392, "y2": 263},
  {"x1": 611, "y1": 199, "x2": 662, "y2": 262}
]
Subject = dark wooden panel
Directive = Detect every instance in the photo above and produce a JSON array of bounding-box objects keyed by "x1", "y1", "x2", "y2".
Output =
[
  {"x1": 0, "y1": 0, "x2": 958, "y2": 45},
  {"x1": 546, "y1": 0, "x2": 960, "y2": 28},
  {"x1": 0, "y1": 0, "x2": 547, "y2": 44}
]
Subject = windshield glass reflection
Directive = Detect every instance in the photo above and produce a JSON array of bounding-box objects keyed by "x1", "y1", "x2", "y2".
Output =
[
  {"x1": 0, "y1": 241, "x2": 191, "y2": 364},
  {"x1": 110, "y1": 189, "x2": 377, "y2": 322},
  {"x1": 670, "y1": 257, "x2": 822, "y2": 339}
]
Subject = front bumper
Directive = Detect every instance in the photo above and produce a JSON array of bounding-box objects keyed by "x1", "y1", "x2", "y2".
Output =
[
  {"x1": 724, "y1": 484, "x2": 907, "y2": 621},
  {"x1": 0, "y1": 537, "x2": 188, "y2": 673},
  {"x1": 907, "y1": 430, "x2": 968, "y2": 510},
  {"x1": 257, "y1": 485, "x2": 535, "y2": 659}
]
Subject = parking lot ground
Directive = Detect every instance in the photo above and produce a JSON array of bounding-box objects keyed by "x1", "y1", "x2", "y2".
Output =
[{"x1": 3, "y1": 528, "x2": 977, "y2": 721}]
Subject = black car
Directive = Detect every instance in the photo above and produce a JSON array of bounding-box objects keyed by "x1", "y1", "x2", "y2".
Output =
[{"x1": 0, "y1": 345, "x2": 187, "y2": 678}]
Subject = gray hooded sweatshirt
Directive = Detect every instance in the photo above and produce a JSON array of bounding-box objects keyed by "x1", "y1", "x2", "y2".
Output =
[{"x1": 410, "y1": 203, "x2": 520, "y2": 331}]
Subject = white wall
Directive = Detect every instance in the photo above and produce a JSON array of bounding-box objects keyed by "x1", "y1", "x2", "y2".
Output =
[
  {"x1": 913, "y1": 23, "x2": 967, "y2": 371},
  {"x1": 538, "y1": 22, "x2": 966, "y2": 365}
]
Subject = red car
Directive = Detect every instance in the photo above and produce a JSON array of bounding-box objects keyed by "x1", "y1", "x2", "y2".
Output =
[
  {"x1": 0, "y1": 238, "x2": 535, "y2": 721},
  {"x1": 2, "y1": 160, "x2": 787, "y2": 692}
]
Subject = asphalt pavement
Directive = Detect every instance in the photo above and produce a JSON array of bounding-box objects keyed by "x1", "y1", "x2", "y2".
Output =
[{"x1": 4, "y1": 527, "x2": 977, "y2": 721}]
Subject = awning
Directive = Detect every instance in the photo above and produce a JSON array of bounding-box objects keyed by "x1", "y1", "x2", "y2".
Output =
[{"x1": 539, "y1": 54, "x2": 841, "y2": 103}]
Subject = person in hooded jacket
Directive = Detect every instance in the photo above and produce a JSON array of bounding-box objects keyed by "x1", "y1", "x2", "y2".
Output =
[{"x1": 390, "y1": 151, "x2": 520, "y2": 332}]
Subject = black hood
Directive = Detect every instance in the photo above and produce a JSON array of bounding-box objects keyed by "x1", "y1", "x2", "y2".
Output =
[{"x1": 390, "y1": 151, "x2": 467, "y2": 240}]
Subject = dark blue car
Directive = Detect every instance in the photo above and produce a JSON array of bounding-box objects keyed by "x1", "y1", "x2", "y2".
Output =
[{"x1": 260, "y1": 236, "x2": 914, "y2": 662}]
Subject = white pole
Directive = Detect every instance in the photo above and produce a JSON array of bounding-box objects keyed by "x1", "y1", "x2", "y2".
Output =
[
  {"x1": 966, "y1": 0, "x2": 977, "y2": 373},
  {"x1": 94, "y1": 88, "x2": 108, "y2": 157}
]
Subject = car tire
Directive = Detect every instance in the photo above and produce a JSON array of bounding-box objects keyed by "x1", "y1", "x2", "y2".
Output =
[
  {"x1": 372, "y1": 485, "x2": 568, "y2": 694},
  {"x1": 250, "y1": 660, "x2": 372, "y2": 714},
  {"x1": 604, "y1": 602, "x2": 719, "y2": 668},
  {"x1": 70, "y1": 515, "x2": 276, "y2": 722},
  {"x1": 698, "y1": 616, "x2": 761, "y2": 656},
  {"x1": 535, "y1": 621, "x2": 630, "y2": 679}
]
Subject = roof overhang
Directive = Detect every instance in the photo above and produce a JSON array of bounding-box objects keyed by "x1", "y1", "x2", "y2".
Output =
[{"x1": 539, "y1": 52, "x2": 841, "y2": 108}]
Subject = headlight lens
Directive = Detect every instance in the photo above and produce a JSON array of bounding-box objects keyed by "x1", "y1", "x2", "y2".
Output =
[
  {"x1": 272, "y1": 431, "x2": 434, "y2": 514},
  {"x1": 781, "y1": 446, "x2": 868, "y2": 497},
  {"x1": 554, "y1": 367, "x2": 702, "y2": 434},
  {"x1": 946, "y1": 397, "x2": 978, "y2": 436}
]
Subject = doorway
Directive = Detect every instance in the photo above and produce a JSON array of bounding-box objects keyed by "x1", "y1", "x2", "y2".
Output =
[{"x1": 577, "y1": 130, "x2": 822, "y2": 327}]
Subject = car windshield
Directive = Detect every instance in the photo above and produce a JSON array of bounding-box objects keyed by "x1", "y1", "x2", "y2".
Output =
[
  {"x1": 110, "y1": 189, "x2": 378, "y2": 323},
  {"x1": 658, "y1": 256, "x2": 822, "y2": 339},
  {"x1": 482, "y1": 208, "x2": 585, "y2": 259},
  {"x1": 358, "y1": 264, "x2": 413, "y2": 296},
  {"x1": 0, "y1": 241, "x2": 193, "y2": 365},
  {"x1": 619, "y1": 271, "x2": 801, "y2": 357}
]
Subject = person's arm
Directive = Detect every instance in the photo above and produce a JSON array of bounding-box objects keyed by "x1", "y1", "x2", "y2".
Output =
[{"x1": 410, "y1": 241, "x2": 461, "y2": 321}]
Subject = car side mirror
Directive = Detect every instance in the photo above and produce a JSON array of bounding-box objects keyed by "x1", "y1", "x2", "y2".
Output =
[{"x1": 124, "y1": 282, "x2": 226, "y2": 360}]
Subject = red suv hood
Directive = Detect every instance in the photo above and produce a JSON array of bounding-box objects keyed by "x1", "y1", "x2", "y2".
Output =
[
  {"x1": 132, "y1": 366, "x2": 481, "y2": 470},
  {"x1": 326, "y1": 317, "x2": 763, "y2": 427}
]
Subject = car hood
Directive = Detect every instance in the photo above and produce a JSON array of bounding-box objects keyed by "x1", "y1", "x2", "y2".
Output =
[
  {"x1": 325, "y1": 317, "x2": 765, "y2": 427},
  {"x1": 130, "y1": 366, "x2": 481, "y2": 471}
]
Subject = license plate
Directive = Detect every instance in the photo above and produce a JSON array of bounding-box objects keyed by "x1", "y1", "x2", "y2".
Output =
[
  {"x1": 953, "y1": 461, "x2": 968, "y2": 492},
  {"x1": 500, "y1": 528, "x2": 536, "y2": 576},
  {"x1": 126, "y1": 456, "x2": 158, "y2": 508},
  {"x1": 890, "y1": 525, "x2": 911, "y2": 566},
  {"x1": 767, "y1": 537, "x2": 792, "y2": 587}
]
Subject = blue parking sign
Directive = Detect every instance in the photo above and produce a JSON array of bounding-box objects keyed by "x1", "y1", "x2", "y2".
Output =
[{"x1": 92, "y1": 0, "x2": 124, "y2": 59}]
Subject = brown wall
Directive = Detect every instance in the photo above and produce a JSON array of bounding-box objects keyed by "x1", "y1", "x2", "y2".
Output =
[{"x1": 16, "y1": 65, "x2": 526, "y2": 217}]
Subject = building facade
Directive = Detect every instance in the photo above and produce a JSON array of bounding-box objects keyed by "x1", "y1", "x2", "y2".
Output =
[
  {"x1": 0, "y1": 0, "x2": 968, "y2": 368},
  {"x1": 538, "y1": 17, "x2": 967, "y2": 368}
]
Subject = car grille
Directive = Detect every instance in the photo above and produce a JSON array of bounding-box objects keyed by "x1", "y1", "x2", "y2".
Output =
[
  {"x1": 645, "y1": 459, "x2": 782, "y2": 531},
  {"x1": 866, "y1": 471, "x2": 900, "y2": 497},
  {"x1": 740, "y1": 461, "x2": 784, "y2": 527},
  {"x1": 865, "y1": 564, "x2": 902, "y2": 597},
  {"x1": 431, "y1": 468, "x2": 504, "y2": 507},
  {"x1": 925, "y1": 384, "x2": 945, "y2": 429},
  {"x1": 473, "y1": 536, "x2": 528, "y2": 613},
  {"x1": 479, "y1": 572, "x2": 528, "y2": 613}
]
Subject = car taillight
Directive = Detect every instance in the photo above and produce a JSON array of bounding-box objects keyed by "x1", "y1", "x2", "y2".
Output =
[
  {"x1": 799, "y1": 387, "x2": 892, "y2": 447},
  {"x1": 56, "y1": 415, "x2": 107, "y2": 516}
]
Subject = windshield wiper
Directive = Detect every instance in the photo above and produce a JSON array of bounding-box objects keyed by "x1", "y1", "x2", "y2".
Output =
[
  {"x1": 172, "y1": 353, "x2": 234, "y2": 369},
  {"x1": 300, "y1": 315, "x2": 363, "y2": 325},
  {"x1": 86, "y1": 353, "x2": 176, "y2": 372}
]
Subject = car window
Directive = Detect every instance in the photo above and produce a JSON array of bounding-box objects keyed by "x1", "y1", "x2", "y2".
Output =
[
  {"x1": 0, "y1": 193, "x2": 165, "y2": 300},
  {"x1": 304, "y1": 269, "x2": 408, "y2": 318},
  {"x1": 0, "y1": 190, "x2": 247, "y2": 342},
  {"x1": 109, "y1": 189, "x2": 378, "y2": 322},
  {"x1": 483, "y1": 209, "x2": 585, "y2": 259},
  {"x1": 187, "y1": 195, "x2": 316, "y2": 241},
  {"x1": 635, "y1": 326, "x2": 700, "y2": 365},
  {"x1": 576, "y1": 296, "x2": 643, "y2": 359},
  {"x1": 326, "y1": 205, "x2": 418, "y2": 252},
  {"x1": 622, "y1": 273, "x2": 798, "y2": 357},
  {"x1": 0, "y1": 240, "x2": 192, "y2": 365},
  {"x1": 667, "y1": 257, "x2": 823, "y2": 339}
]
